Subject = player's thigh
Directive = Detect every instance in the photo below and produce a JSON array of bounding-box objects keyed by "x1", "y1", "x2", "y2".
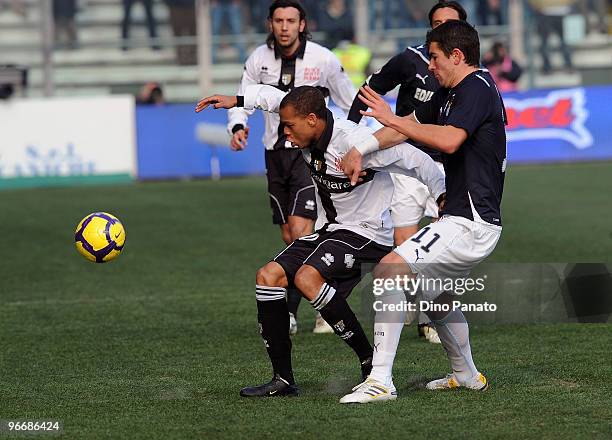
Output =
[
  {"x1": 303, "y1": 229, "x2": 391, "y2": 298},
  {"x1": 265, "y1": 150, "x2": 290, "y2": 225},
  {"x1": 390, "y1": 174, "x2": 429, "y2": 227},
  {"x1": 394, "y1": 217, "x2": 471, "y2": 278},
  {"x1": 272, "y1": 231, "x2": 320, "y2": 286},
  {"x1": 394, "y1": 217, "x2": 501, "y2": 300}
]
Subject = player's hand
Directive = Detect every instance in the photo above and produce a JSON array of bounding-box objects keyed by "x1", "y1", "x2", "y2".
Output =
[
  {"x1": 357, "y1": 85, "x2": 395, "y2": 127},
  {"x1": 195, "y1": 95, "x2": 237, "y2": 112},
  {"x1": 230, "y1": 127, "x2": 250, "y2": 151},
  {"x1": 342, "y1": 147, "x2": 365, "y2": 186}
]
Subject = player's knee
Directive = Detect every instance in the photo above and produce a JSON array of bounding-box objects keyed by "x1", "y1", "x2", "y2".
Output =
[
  {"x1": 373, "y1": 252, "x2": 410, "y2": 280},
  {"x1": 256, "y1": 262, "x2": 287, "y2": 287},
  {"x1": 294, "y1": 265, "x2": 320, "y2": 293},
  {"x1": 393, "y1": 225, "x2": 418, "y2": 246}
]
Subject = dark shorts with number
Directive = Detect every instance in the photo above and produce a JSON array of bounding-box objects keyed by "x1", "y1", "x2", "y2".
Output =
[
  {"x1": 265, "y1": 149, "x2": 317, "y2": 225},
  {"x1": 273, "y1": 228, "x2": 392, "y2": 298}
]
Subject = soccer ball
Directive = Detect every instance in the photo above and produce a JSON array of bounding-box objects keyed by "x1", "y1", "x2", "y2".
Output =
[{"x1": 74, "y1": 212, "x2": 126, "y2": 263}]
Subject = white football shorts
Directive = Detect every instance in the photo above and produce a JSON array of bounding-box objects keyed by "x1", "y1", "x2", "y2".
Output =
[
  {"x1": 390, "y1": 162, "x2": 444, "y2": 227},
  {"x1": 394, "y1": 215, "x2": 502, "y2": 301}
]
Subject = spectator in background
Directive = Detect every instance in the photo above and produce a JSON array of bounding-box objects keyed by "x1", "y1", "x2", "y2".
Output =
[
  {"x1": 459, "y1": 0, "x2": 478, "y2": 24},
  {"x1": 483, "y1": 41, "x2": 522, "y2": 91},
  {"x1": 53, "y1": 0, "x2": 78, "y2": 50},
  {"x1": 164, "y1": 0, "x2": 196, "y2": 65},
  {"x1": 121, "y1": 0, "x2": 160, "y2": 51},
  {"x1": 211, "y1": 0, "x2": 246, "y2": 63},
  {"x1": 301, "y1": 0, "x2": 320, "y2": 30},
  {"x1": 529, "y1": 0, "x2": 574, "y2": 74},
  {"x1": 0, "y1": 0, "x2": 26, "y2": 17},
  {"x1": 137, "y1": 81, "x2": 164, "y2": 105},
  {"x1": 333, "y1": 40, "x2": 372, "y2": 87},
  {"x1": 401, "y1": 0, "x2": 433, "y2": 28},
  {"x1": 477, "y1": 0, "x2": 507, "y2": 25},
  {"x1": 318, "y1": 0, "x2": 354, "y2": 49},
  {"x1": 250, "y1": 0, "x2": 271, "y2": 33},
  {"x1": 578, "y1": 0, "x2": 608, "y2": 34}
]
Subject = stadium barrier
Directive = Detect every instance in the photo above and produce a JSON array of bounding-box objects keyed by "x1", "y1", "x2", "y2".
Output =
[
  {"x1": 136, "y1": 84, "x2": 612, "y2": 180},
  {"x1": 2, "y1": 85, "x2": 611, "y2": 188},
  {"x1": 0, "y1": 96, "x2": 136, "y2": 189},
  {"x1": 136, "y1": 104, "x2": 265, "y2": 180}
]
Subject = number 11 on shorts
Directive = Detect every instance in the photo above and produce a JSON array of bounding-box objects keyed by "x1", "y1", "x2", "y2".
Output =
[{"x1": 410, "y1": 226, "x2": 441, "y2": 253}]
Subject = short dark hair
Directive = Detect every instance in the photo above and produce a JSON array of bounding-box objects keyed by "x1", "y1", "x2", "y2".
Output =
[
  {"x1": 279, "y1": 86, "x2": 327, "y2": 119},
  {"x1": 426, "y1": 20, "x2": 480, "y2": 67},
  {"x1": 266, "y1": 0, "x2": 312, "y2": 49},
  {"x1": 428, "y1": 1, "x2": 468, "y2": 27}
]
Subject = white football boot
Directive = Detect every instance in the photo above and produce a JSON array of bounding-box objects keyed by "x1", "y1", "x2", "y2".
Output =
[
  {"x1": 312, "y1": 312, "x2": 334, "y2": 334},
  {"x1": 426, "y1": 372, "x2": 488, "y2": 390},
  {"x1": 339, "y1": 377, "x2": 398, "y2": 404},
  {"x1": 423, "y1": 325, "x2": 442, "y2": 344},
  {"x1": 288, "y1": 313, "x2": 298, "y2": 336}
]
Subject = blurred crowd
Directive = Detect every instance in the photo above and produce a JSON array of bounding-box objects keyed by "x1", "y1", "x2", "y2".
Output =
[{"x1": 1, "y1": 0, "x2": 610, "y2": 73}]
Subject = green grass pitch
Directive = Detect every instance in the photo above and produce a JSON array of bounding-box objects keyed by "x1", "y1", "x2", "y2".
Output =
[{"x1": 0, "y1": 162, "x2": 611, "y2": 439}]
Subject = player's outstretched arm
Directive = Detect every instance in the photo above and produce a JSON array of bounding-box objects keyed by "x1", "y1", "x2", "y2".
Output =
[{"x1": 195, "y1": 95, "x2": 238, "y2": 112}]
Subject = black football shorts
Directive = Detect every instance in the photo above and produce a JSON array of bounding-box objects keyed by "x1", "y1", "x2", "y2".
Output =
[
  {"x1": 265, "y1": 149, "x2": 317, "y2": 225},
  {"x1": 273, "y1": 228, "x2": 392, "y2": 298}
]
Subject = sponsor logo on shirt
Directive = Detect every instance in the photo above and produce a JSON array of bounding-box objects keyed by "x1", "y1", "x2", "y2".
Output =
[
  {"x1": 311, "y1": 173, "x2": 353, "y2": 192},
  {"x1": 505, "y1": 88, "x2": 593, "y2": 149},
  {"x1": 414, "y1": 88, "x2": 434, "y2": 102},
  {"x1": 303, "y1": 67, "x2": 321, "y2": 81}
]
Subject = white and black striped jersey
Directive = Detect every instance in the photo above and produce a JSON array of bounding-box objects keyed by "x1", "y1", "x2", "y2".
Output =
[
  {"x1": 242, "y1": 85, "x2": 446, "y2": 246},
  {"x1": 227, "y1": 39, "x2": 356, "y2": 150}
]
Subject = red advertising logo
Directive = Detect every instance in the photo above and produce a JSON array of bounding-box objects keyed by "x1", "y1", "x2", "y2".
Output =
[{"x1": 505, "y1": 88, "x2": 592, "y2": 149}]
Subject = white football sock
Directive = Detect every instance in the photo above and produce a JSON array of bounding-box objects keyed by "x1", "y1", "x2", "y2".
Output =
[
  {"x1": 369, "y1": 288, "x2": 407, "y2": 386},
  {"x1": 433, "y1": 309, "x2": 479, "y2": 383}
]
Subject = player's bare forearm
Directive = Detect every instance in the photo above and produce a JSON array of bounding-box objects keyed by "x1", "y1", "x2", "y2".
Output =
[
  {"x1": 372, "y1": 125, "x2": 408, "y2": 150},
  {"x1": 387, "y1": 118, "x2": 466, "y2": 154},
  {"x1": 195, "y1": 95, "x2": 238, "y2": 112}
]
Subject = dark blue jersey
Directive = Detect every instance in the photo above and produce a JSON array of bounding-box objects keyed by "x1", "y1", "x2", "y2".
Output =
[
  {"x1": 415, "y1": 70, "x2": 507, "y2": 226},
  {"x1": 348, "y1": 45, "x2": 442, "y2": 161}
]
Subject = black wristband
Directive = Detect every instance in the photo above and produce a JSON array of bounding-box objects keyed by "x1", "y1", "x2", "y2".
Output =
[
  {"x1": 236, "y1": 95, "x2": 244, "y2": 107},
  {"x1": 231, "y1": 124, "x2": 245, "y2": 134}
]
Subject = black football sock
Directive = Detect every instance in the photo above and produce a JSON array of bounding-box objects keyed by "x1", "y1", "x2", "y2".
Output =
[
  {"x1": 255, "y1": 285, "x2": 295, "y2": 384},
  {"x1": 310, "y1": 283, "x2": 373, "y2": 363},
  {"x1": 286, "y1": 288, "x2": 302, "y2": 317}
]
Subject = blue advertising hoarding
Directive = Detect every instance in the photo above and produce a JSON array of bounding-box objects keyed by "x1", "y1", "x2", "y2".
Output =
[
  {"x1": 136, "y1": 104, "x2": 265, "y2": 179},
  {"x1": 135, "y1": 85, "x2": 612, "y2": 179},
  {"x1": 504, "y1": 85, "x2": 612, "y2": 163}
]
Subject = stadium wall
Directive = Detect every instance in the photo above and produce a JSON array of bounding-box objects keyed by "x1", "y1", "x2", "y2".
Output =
[
  {"x1": 0, "y1": 96, "x2": 136, "y2": 189},
  {"x1": 1, "y1": 85, "x2": 611, "y2": 188}
]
